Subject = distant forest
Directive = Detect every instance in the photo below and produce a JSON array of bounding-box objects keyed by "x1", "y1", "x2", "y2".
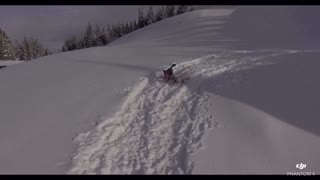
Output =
[
  {"x1": 0, "y1": 5, "x2": 193, "y2": 61},
  {"x1": 0, "y1": 29, "x2": 51, "y2": 61},
  {"x1": 61, "y1": 6, "x2": 194, "y2": 52}
]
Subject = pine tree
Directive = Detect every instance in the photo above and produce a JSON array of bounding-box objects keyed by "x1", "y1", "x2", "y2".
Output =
[
  {"x1": 14, "y1": 40, "x2": 24, "y2": 60},
  {"x1": 129, "y1": 21, "x2": 134, "y2": 32},
  {"x1": 146, "y1": 6, "x2": 155, "y2": 25},
  {"x1": 21, "y1": 37, "x2": 30, "y2": 60},
  {"x1": 70, "y1": 36, "x2": 78, "y2": 50},
  {"x1": 64, "y1": 39, "x2": 70, "y2": 51},
  {"x1": 31, "y1": 37, "x2": 44, "y2": 59},
  {"x1": 115, "y1": 23, "x2": 121, "y2": 38},
  {"x1": 73, "y1": 35, "x2": 80, "y2": 49},
  {"x1": 84, "y1": 22, "x2": 94, "y2": 48},
  {"x1": 176, "y1": 5, "x2": 188, "y2": 15},
  {"x1": 166, "y1": 5, "x2": 175, "y2": 18},
  {"x1": 25, "y1": 37, "x2": 45, "y2": 59},
  {"x1": 15, "y1": 36, "x2": 50, "y2": 60},
  {"x1": 187, "y1": 6, "x2": 194, "y2": 12},
  {"x1": 99, "y1": 27, "x2": 109, "y2": 45},
  {"x1": 138, "y1": 8, "x2": 145, "y2": 28},
  {"x1": 31, "y1": 38, "x2": 37, "y2": 59},
  {"x1": 133, "y1": 20, "x2": 138, "y2": 31},
  {"x1": 165, "y1": 5, "x2": 176, "y2": 18},
  {"x1": 111, "y1": 25, "x2": 115, "y2": 40},
  {"x1": 107, "y1": 24, "x2": 114, "y2": 42},
  {"x1": 30, "y1": 37, "x2": 37, "y2": 59},
  {"x1": 155, "y1": 6, "x2": 165, "y2": 22},
  {"x1": 0, "y1": 28, "x2": 16, "y2": 60},
  {"x1": 74, "y1": 35, "x2": 82, "y2": 49},
  {"x1": 93, "y1": 24, "x2": 103, "y2": 46},
  {"x1": 121, "y1": 22, "x2": 126, "y2": 36},
  {"x1": 125, "y1": 22, "x2": 130, "y2": 34},
  {"x1": 44, "y1": 49, "x2": 49, "y2": 56},
  {"x1": 118, "y1": 23, "x2": 122, "y2": 37},
  {"x1": 79, "y1": 38, "x2": 86, "y2": 49},
  {"x1": 112, "y1": 24, "x2": 118, "y2": 39}
]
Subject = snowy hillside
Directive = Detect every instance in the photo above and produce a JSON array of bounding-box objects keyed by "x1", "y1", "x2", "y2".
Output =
[{"x1": 1, "y1": 6, "x2": 320, "y2": 174}]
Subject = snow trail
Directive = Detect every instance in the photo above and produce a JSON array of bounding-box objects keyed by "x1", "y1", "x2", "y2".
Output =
[
  {"x1": 69, "y1": 71, "x2": 214, "y2": 174},
  {"x1": 69, "y1": 50, "x2": 297, "y2": 174}
]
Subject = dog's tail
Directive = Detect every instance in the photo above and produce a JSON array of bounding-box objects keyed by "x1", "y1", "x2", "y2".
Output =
[{"x1": 170, "y1": 64, "x2": 176, "y2": 68}]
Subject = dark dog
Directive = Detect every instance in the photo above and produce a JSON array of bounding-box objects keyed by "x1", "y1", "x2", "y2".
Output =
[{"x1": 163, "y1": 64, "x2": 176, "y2": 82}]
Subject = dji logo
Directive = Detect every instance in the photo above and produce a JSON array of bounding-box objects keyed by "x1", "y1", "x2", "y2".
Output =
[
  {"x1": 287, "y1": 163, "x2": 314, "y2": 175},
  {"x1": 296, "y1": 163, "x2": 307, "y2": 170}
]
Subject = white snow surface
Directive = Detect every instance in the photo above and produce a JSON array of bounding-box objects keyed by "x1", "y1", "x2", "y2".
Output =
[{"x1": 1, "y1": 6, "x2": 320, "y2": 174}]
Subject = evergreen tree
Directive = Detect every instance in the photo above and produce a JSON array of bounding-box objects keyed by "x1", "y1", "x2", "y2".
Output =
[
  {"x1": 155, "y1": 6, "x2": 164, "y2": 22},
  {"x1": 79, "y1": 37, "x2": 86, "y2": 49},
  {"x1": 121, "y1": 22, "x2": 126, "y2": 36},
  {"x1": 187, "y1": 6, "x2": 194, "y2": 12},
  {"x1": 18, "y1": 37, "x2": 50, "y2": 60},
  {"x1": 176, "y1": 5, "x2": 188, "y2": 15},
  {"x1": 165, "y1": 5, "x2": 176, "y2": 18},
  {"x1": 14, "y1": 40, "x2": 24, "y2": 60},
  {"x1": 84, "y1": 23, "x2": 94, "y2": 48},
  {"x1": 106, "y1": 24, "x2": 113, "y2": 43},
  {"x1": 160, "y1": 6, "x2": 167, "y2": 19},
  {"x1": 115, "y1": 23, "x2": 121, "y2": 38},
  {"x1": 0, "y1": 28, "x2": 16, "y2": 60},
  {"x1": 75, "y1": 35, "x2": 81, "y2": 49},
  {"x1": 29, "y1": 37, "x2": 38, "y2": 59},
  {"x1": 70, "y1": 36, "x2": 78, "y2": 50},
  {"x1": 146, "y1": 6, "x2": 155, "y2": 25},
  {"x1": 138, "y1": 8, "x2": 145, "y2": 28},
  {"x1": 125, "y1": 22, "x2": 130, "y2": 34},
  {"x1": 22, "y1": 37, "x2": 32, "y2": 60},
  {"x1": 94, "y1": 24, "x2": 103, "y2": 46},
  {"x1": 106, "y1": 25, "x2": 112, "y2": 43},
  {"x1": 44, "y1": 49, "x2": 49, "y2": 56},
  {"x1": 99, "y1": 27, "x2": 109, "y2": 45},
  {"x1": 133, "y1": 20, "x2": 138, "y2": 31},
  {"x1": 129, "y1": 21, "x2": 134, "y2": 32},
  {"x1": 124, "y1": 22, "x2": 129, "y2": 34}
]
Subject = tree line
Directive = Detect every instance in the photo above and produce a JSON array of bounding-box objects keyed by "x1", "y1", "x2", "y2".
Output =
[
  {"x1": 1, "y1": 5, "x2": 194, "y2": 61},
  {"x1": 0, "y1": 28, "x2": 51, "y2": 61},
  {"x1": 62, "y1": 5, "x2": 194, "y2": 52}
]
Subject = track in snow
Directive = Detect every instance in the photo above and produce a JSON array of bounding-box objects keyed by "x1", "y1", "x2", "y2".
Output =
[{"x1": 68, "y1": 50, "x2": 298, "y2": 174}]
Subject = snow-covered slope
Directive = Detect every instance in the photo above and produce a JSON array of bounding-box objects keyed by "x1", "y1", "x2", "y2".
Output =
[
  {"x1": 1, "y1": 7, "x2": 320, "y2": 174},
  {"x1": 192, "y1": 50, "x2": 320, "y2": 174}
]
